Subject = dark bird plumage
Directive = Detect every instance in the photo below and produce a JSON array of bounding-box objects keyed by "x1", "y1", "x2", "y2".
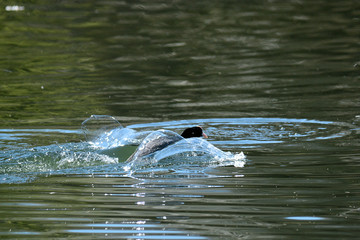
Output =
[{"x1": 126, "y1": 126, "x2": 207, "y2": 162}]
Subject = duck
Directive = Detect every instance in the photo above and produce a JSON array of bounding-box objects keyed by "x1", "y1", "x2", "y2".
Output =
[
  {"x1": 126, "y1": 126, "x2": 207, "y2": 162},
  {"x1": 180, "y1": 126, "x2": 208, "y2": 139}
]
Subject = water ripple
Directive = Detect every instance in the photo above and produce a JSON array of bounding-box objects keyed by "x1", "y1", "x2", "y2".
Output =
[{"x1": 0, "y1": 117, "x2": 355, "y2": 183}]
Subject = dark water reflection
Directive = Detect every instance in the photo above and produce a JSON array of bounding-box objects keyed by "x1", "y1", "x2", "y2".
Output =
[
  {"x1": 1, "y1": 0, "x2": 359, "y2": 125},
  {"x1": 1, "y1": 0, "x2": 360, "y2": 239}
]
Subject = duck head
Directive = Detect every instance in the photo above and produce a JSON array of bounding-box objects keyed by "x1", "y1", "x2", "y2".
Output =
[{"x1": 181, "y1": 126, "x2": 208, "y2": 139}]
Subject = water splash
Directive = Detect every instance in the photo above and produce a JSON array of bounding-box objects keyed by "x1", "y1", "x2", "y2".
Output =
[
  {"x1": 124, "y1": 135, "x2": 245, "y2": 173},
  {"x1": 81, "y1": 115, "x2": 123, "y2": 141},
  {"x1": 0, "y1": 142, "x2": 118, "y2": 181},
  {"x1": 81, "y1": 116, "x2": 246, "y2": 172},
  {"x1": 89, "y1": 127, "x2": 150, "y2": 150},
  {"x1": 1, "y1": 117, "x2": 355, "y2": 183}
]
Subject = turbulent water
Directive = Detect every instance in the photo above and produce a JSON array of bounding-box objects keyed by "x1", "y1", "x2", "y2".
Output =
[
  {"x1": 1, "y1": 116, "x2": 247, "y2": 183},
  {"x1": 1, "y1": 0, "x2": 360, "y2": 239},
  {"x1": 1, "y1": 116, "x2": 359, "y2": 239},
  {"x1": 2, "y1": 116, "x2": 355, "y2": 184}
]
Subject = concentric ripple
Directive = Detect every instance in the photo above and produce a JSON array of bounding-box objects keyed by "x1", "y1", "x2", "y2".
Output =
[{"x1": 0, "y1": 117, "x2": 355, "y2": 183}]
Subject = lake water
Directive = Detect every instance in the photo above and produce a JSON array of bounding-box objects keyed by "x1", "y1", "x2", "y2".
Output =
[{"x1": 1, "y1": 0, "x2": 360, "y2": 239}]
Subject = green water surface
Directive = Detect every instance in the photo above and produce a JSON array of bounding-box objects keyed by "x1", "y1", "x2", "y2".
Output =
[{"x1": 1, "y1": 1, "x2": 360, "y2": 239}]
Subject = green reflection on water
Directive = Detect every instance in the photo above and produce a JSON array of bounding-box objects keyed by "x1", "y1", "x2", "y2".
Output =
[
  {"x1": 0, "y1": 0, "x2": 359, "y2": 128},
  {"x1": 0, "y1": 1, "x2": 105, "y2": 127},
  {"x1": 1, "y1": 2, "x2": 360, "y2": 239}
]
